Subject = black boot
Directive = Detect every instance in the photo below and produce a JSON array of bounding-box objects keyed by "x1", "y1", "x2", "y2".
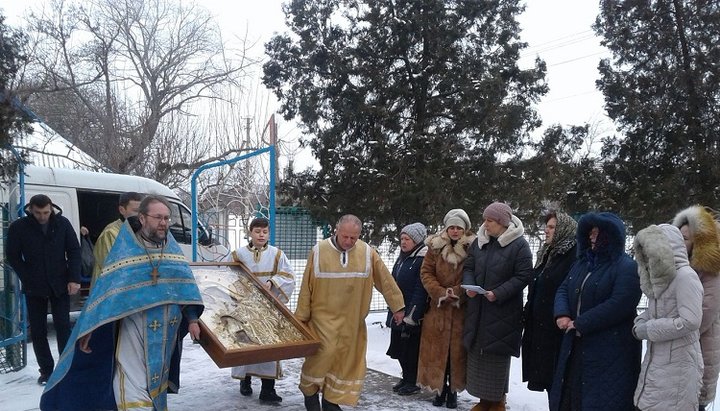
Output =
[
  {"x1": 259, "y1": 378, "x2": 282, "y2": 402},
  {"x1": 321, "y1": 397, "x2": 343, "y2": 411},
  {"x1": 398, "y1": 384, "x2": 420, "y2": 396},
  {"x1": 392, "y1": 379, "x2": 406, "y2": 392},
  {"x1": 446, "y1": 391, "x2": 457, "y2": 409},
  {"x1": 240, "y1": 376, "x2": 252, "y2": 396},
  {"x1": 304, "y1": 392, "x2": 321, "y2": 411},
  {"x1": 433, "y1": 385, "x2": 448, "y2": 406}
]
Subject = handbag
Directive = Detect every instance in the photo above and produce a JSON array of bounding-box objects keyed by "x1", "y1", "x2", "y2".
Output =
[{"x1": 80, "y1": 235, "x2": 95, "y2": 279}]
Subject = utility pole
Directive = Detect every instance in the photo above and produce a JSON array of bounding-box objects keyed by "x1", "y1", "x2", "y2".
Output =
[{"x1": 245, "y1": 117, "x2": 252, "y2": 148}]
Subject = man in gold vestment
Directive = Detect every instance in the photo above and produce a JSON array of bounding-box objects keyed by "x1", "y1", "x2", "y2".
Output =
[
  {"x1": 91, "y1": 192, "x2": 143, "y2": 288},
  {"x1": 296, "y1": 215, "x2": 405, "y2": 411}
]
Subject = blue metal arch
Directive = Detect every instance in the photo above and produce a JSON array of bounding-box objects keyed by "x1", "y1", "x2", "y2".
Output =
[{"x1": 190, "y1": 146, "x2": 276, "y2": 261}]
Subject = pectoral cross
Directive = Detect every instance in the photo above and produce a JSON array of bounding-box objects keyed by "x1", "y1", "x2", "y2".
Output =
[{"x1": 151, "y1": 267, "x2": 159, "y2": 284}]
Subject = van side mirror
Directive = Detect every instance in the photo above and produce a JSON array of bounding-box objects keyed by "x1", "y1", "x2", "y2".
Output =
[{"x1": 198, "y1": 226, "x2": 212, "y2": 246}]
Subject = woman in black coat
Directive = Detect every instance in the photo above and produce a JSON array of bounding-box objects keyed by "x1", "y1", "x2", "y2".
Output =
[
  {"x1": 463, "y1": 202, "x2": 534, "y2": 410},
  {"x1": 521, "y1": 211, "x2": 577, "y2": 400},
  {"x1": 386, "y1": 223, "x2": 428, "y2": 395}
]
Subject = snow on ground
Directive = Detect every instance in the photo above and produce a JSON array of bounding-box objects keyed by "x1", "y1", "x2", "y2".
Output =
[{"x1": 2, "y1": 312, "x2": 549, "y2": 410}]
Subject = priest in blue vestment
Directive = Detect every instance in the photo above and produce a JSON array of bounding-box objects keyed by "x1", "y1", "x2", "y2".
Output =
[{"x1": 40, "y1": 195, "x2": 204, "y2": 411}]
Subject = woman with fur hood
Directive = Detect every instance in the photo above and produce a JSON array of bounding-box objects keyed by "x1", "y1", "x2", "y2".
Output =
[
  {"x1": 417, "y1": 209, "x2": 476, "y2": 409},
  {"x1": 550, "y1": 212, "x2": 641, "y2": 411},
  {"x1": 672, "y1": 205, "x2": 720, "y2": 410},
  {"x1": 462, "y1": 202, "x2": 534, "y2": 411},
  {"x1": 632, "y1": 224, "x2": 703, "y2": 411}
]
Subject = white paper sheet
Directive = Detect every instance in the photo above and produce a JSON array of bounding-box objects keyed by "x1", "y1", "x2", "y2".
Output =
[{"x1": 461, "y1": 284, "x2": 488, "y2": 294}]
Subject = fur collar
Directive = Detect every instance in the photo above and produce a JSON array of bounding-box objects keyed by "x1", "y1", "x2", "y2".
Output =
[
  {"x1": 476, "y1": 215, "x2": 525, "y2": 248},
  {"x1": 634, "y1": 224, "x2": 688, "y2": 299},
  {"x1": 673, "y1": 205, "x2": 720, "y2": 275},
  {"x1": 426, "y1": 230, "x2": 476, "y2": 267}
]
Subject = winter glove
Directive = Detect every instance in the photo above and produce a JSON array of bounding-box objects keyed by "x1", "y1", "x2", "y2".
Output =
[{"x1": 633, "y1": 322, "x2": 649, "y2": 340}]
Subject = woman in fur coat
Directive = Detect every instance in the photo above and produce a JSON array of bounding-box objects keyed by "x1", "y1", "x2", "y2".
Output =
[
  {"x1": 417, "y1": 209, "x2": 476, "y2": 409},
  {"x1": 463, "y1": 202, "x2": 534, "y2": 411},
  {"x1": 632, "y1": 224, "x2": 703, "y2": 411},
  {"x1": 522, "y1": 211, "x2": 577, "y2": 400},
  {"x1": 672, "y1": 205, "x2": 720, "y2": 410}
]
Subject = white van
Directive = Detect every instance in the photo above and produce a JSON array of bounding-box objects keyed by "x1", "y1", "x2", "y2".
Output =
[
  {"x1": 2, "y1": 165, "x2": 230, "y2": 308},
  {"x1": 2, "y1": 164, "x2": 229, "y2": 261}
]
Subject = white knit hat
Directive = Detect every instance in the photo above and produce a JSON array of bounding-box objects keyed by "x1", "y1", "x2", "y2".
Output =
[{"x1": 443, "y1": 209, "x2": 471, "y2": 230}]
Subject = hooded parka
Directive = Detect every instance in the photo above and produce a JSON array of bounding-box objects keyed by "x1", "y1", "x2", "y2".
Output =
[
  {"x1": 672, "y1": 205, "x2": 720, "y2": 406},
  {"x1": 632, "y1": 224, "x2": 703, "y2": 411},
  {"x1": 550, "y1": 212, "x2": 641, "y2": 411}
]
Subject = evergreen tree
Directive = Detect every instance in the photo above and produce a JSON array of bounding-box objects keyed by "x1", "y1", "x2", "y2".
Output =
[
  {"x1": 265, "y1": 0, "x2": 547, "y2": 243},
  {"x1": 0, "y1": 13, "x2": 31, "y2": 180},
  {"x1": 595, "y1": 0, "x2": 720, "y2": 230}
]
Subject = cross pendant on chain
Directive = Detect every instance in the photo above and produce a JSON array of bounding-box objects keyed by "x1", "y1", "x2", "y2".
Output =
[{"x1": 151, "y1": 267, "x2": 160, "y2": 284}]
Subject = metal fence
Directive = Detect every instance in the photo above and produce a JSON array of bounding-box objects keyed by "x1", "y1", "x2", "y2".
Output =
[
  {"x1": 276, "y1": 209, "x2": 547, "y2": 313},
  {"x1": 274, "y1": 212, "x2": 650, "y2": 314},
  {"x1": 0, "y1": 199, "x2": 27, "y2": 373}
]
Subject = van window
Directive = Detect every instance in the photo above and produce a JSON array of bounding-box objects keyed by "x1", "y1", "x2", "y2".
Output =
[
  {"x1": 167, "y1": 201, "x2": 211, "y2": 246},
  {"x1": 167, "y1": 202, "x2": 190, "y2": 244},
  {"x1": 77, "y1": 191, "x2": 211, "y2": 246}
]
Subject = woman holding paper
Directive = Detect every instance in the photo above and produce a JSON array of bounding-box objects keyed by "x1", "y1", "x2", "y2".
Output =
[
  {"x1": 417, "y1": 209, "x2": 476, "y2": 409},
  {"x1": 521, "y1": 211, "x2": 577, "y2": 399},
  {"x1": 462, "y1": 202, "x2": 534, "y2": 411}
]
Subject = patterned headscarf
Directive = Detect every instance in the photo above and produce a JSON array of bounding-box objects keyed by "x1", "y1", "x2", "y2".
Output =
[{"x1": 534, "y1": 211, "x2": 578, "y2": 269}]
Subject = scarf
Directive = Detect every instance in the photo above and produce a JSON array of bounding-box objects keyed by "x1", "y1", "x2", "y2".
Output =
[{"x1": 535, "y1": 212, "x2": 578, "y2": 269}]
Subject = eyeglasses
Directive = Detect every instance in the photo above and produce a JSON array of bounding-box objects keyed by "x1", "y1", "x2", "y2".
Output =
[{"x1": 144, "y1": 214, "x2": 171, "y2": 223}]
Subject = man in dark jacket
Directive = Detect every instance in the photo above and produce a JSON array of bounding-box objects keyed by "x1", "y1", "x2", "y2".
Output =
[{"x1": 6, "y1": 194, "x2": 81, "y2": 385}]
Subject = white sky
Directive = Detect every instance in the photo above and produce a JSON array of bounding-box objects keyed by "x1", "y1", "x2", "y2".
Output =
[{"x1": 2, "y1": 0, "x2": 613, "y2": 169}]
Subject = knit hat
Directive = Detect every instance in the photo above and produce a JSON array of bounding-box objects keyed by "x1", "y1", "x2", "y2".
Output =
[
  {"x1": 401, "y1": 222, "x2": 427, "y2": 245},
  {"x1": 443, "y1": 209, "x2": 471, "y2": 230},
  {"x1": 483, "y1": 202, "x2": 513, "y2": 227}
]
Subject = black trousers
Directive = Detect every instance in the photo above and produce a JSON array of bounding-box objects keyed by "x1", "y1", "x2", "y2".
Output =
[
  {"x1": 26, "y1": 294, "x2": 71, "y2": 375},
  {"x1": 386, "y1": 326, "x2": 422, "y2": 384}
]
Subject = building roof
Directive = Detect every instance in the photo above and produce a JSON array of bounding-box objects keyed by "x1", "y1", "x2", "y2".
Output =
[{"x1": 12, "y1": 121, "x2": 104, "y2": 171}]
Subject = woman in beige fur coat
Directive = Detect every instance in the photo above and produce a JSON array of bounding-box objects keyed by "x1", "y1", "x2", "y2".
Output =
[
  {"x1": 673, "y1": 205, "x2": 720, "y2": 411},
  {"x1": 417, "y1": 209, "x2": 476, "y2": 409}
]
